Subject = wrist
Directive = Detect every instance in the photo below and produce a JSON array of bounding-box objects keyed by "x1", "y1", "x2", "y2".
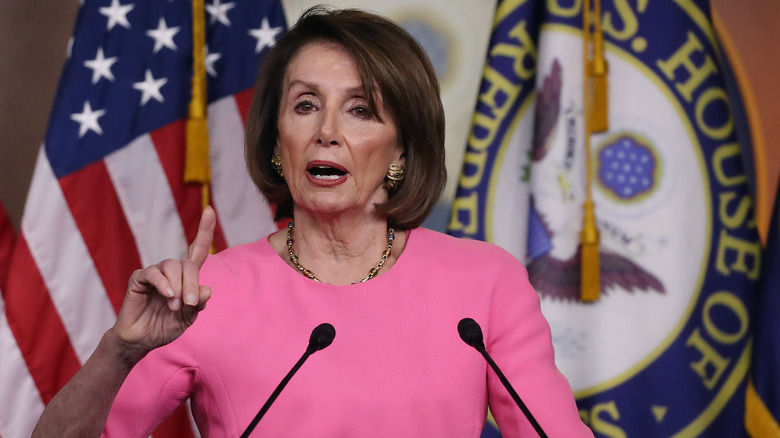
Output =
[{"x1": 100, "y1": 328, "x2": 150, "y2": 369}]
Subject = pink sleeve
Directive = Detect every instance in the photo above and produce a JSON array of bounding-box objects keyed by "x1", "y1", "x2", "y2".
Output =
[
  {"x1": 102, "y1": 346, "x2": 196, "y2": 437},
  {"x1": 485, "y1": 257, "x2": 593, "y2": 437}
]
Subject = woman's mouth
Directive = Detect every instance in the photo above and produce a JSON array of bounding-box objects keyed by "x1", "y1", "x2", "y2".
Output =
[
  {"x1": 307, "y1": 166, "x2": 347, "y2": 180},
  {"x1": 306, "y1": 161, "x2": 348, "y2": 186}
]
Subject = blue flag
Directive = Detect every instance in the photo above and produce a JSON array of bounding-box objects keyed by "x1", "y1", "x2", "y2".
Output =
[{"x1": 450, "y1": 0, "x2": 761, "y2": 436}]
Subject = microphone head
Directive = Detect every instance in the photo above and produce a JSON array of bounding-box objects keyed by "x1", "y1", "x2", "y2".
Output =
[
  {"x1": 308, "y1": 323, "x2": 336, "y2": 353},
  {"x1": 458, "y1": 318, "x2": 485, "y2": 351}
]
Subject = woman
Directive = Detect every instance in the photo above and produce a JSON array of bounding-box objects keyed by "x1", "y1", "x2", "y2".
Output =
[{"x1": 34, "y1": 7, "x2": 592, "y2": 437}]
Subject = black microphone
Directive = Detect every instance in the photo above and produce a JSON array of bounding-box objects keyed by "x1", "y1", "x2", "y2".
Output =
[
  {"x1": 241, "y1": 323, "x2": 335, "y2": 438},
  {"x1": 458, "y1": 318, "x2": 548, "y2": 438},
  {"x1": 306, "y1": 322, "x2": 335, "y2": 354}
]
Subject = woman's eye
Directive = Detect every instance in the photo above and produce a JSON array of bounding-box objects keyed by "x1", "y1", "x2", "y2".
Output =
[
  {"x1": 352, "y1": 106, "x2": 371, "y2": 118},
  {"x1": 294, "y1": 101, "x2": 314, "y2": 112}
]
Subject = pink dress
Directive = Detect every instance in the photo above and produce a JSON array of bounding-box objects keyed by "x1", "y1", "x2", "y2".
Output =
[{"x1": 105, "y1": 228, "x2": 592, "y2": 437}]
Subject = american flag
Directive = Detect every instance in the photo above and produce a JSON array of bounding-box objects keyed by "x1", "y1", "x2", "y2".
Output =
[{"x1": 0, "y1": 0, "x2": 285, "y2": 435}]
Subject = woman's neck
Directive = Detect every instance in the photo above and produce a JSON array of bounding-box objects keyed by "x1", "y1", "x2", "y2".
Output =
[{"x1": 271, "y1": 209, "x2": 406, "y2": 285}]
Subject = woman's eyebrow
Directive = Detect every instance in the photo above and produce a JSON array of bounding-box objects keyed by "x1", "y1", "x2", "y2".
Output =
[
  {"x1": 287, "y1": 79, "x2": 366, "y2": 97},
  {"x1": 286, "y1": 79, "x2": 319, "y2": 94}
]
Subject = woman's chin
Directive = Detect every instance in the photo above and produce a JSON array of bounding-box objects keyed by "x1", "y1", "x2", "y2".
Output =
[
  {"x1": 298, "y1": 197, "x2": 356, "y2": 217},
  {"x1": 297, "y1": 196, "x2": 383, "y2": 220}
]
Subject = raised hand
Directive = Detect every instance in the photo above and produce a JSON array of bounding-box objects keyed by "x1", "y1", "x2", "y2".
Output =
[
  {"x1": 32, "y1": 206, "x2": 219, "y2": 437},
  {"x1": 113, "y1": 206, "x2": 216, "y2": 359}
]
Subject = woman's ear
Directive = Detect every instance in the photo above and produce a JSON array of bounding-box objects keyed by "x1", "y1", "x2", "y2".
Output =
[{"x1": 396, "y1": 146, "x2": 406, "y2": 167}]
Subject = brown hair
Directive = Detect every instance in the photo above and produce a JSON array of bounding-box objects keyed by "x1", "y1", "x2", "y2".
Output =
[{"x1": 244, "y1": 6, "x2": 446, "y2": 229}]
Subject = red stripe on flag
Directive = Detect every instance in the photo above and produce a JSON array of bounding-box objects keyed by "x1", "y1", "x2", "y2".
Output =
[
  {"x1": 59, "y1": 162, "x2": 140, "y2": 313},
  {"x1": 149, "y1": 121, "x2": 229, "y2": 252},
  {"x1": 234, "y1": 88, "x2": 254, "y2": 127},
  {"x1": 3, "y1": 235, "x2": 82, "y2": 403},
  {"x1": 209, "y1": 189, "x2": 229, "y2": 252},
  {"x1": 0, "y1": 202, "x2": 14, "y2": 289}
]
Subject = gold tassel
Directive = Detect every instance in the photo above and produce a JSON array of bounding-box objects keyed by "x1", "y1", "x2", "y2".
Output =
[
  {"x1": 185, "y1": 115, "x2": 210, "y2": 183},
  {"x1": 589, "y1": 61, "x2": 608, "y2": 132},
  {"x1": 185, "y1": 0, "x2": 211, "y2": 188},
  {"x1": 580, "y1": 0, "x2": 603, "y2": 301},
  {"x1": 580, "y1": 200, "x2": 600, "y2": 301}
]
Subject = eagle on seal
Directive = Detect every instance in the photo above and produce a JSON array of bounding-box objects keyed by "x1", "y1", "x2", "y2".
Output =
[{"x1": 527, "y1": 58, "x2": 666, "y2": 301}]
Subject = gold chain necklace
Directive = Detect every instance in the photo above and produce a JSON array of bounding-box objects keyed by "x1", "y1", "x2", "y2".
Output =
[{"x1": 286, "y1": 220, "x2": 395, "y2": 283}]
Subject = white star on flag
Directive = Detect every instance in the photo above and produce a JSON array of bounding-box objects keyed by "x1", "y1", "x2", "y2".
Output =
[
  {"x1": 132, "y1": 70, "x2": 168, "y2": 105},
  {"x1": 84, "y1": 48, "x2": 119, "y2": 84},
  {"x1": 99, "y1": 0, "x2": 135, "y2": 31},
  {"x1": 70, "y1": 101, "x2": 106, "y2": 137},
  {"x1": 205, "y1": 46, "x2": 222, "y2": 77},
  {"x1": 249, "y1": 18, "x2": 283, "y2": 53},
  {"x1": 206, "y1": 0, "x2": 235, "y2": 27},
  {"x1": 146, "y1": 18, "x2": 180, "y2": 53}
]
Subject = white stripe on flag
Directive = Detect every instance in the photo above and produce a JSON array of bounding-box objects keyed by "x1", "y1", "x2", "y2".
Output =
[
  {"x1": 22, "y1": 148, "x2": 116, "y2": 362},
  {"x1": 105, "y1": 134, "x2": 189, "y2": 266},
  {"x1": 0, "y1": 294, "x2": 45, "y2": 437},
  {"x1": 209, "y1": 96, "x2": 276, "y2": 246}
]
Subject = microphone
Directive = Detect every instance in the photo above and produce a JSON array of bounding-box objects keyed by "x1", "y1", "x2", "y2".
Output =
[
  {"x1": 306, "y1": 322, "x2": 335, "y2": 354},
  {"x1": 457, "y1": 318, "x2": 548, "y2": 438},
  {"x1": 241, "y1": 323, "x2": 335, "y2": 438}
]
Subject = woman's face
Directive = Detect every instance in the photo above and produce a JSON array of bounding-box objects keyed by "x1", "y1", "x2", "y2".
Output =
[{"x1": 276, "y1": 41, "x2": 403, "y2": 220}]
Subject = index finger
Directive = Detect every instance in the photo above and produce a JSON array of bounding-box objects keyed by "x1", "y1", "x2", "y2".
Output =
[{"x1": 187, "y1": 205, "x2": 216, "y2": 268}]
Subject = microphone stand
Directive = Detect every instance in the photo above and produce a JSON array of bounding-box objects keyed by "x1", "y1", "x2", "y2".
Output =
[
  {"x1": 240, "y1": 349, "x2": 313, "y2": 438},
  {"x1": 458, "y1": 318, "x2": 547, "y2": 438},
  {"x1": 474, "y1": 343, "x2": 548, "y2": 438},
  {"x1": 240, "y1": 323, "x2": 335, "y2": 437}
]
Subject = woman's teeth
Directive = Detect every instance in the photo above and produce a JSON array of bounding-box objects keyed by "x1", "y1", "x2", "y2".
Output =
[{"x1": 309, "y1": 166, "x2": 346, "y2": 179}]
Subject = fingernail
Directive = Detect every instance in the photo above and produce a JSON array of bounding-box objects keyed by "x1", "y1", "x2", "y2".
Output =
[
  {"x1": 165, "y1": 288, "x2": 175, "y2": 298},
  {"x1": 184, "y1": 295, "x2": 197, "y2": 306},
  {"x1": 170, "y1": 300, "x2": 181, "y2": 311}
]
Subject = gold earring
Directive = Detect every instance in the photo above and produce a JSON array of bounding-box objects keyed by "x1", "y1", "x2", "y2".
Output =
[
  {"x1": 271, "y1": 154, "x2": 283, "y2": 178},
  {"x1": 384, "y1": 163, "x2": 405, "y2": 189}
]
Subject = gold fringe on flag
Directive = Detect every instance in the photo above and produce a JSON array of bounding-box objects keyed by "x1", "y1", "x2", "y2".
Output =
[
  {"x1": 580, "y1": 0, "x2": 609, "y2": 302},
  {"x1": 185, "y1": 0, "x2": 211, "y2": 210}
]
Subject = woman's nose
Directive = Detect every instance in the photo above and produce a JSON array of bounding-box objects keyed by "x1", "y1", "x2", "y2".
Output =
[{"x1": 316, "y1": 109, "x2": 340, "y2": 146}]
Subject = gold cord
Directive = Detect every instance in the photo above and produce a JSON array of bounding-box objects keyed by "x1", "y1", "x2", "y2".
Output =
[{"x1": 580, "y1": 0, "x2": 608, "y2": 301}]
